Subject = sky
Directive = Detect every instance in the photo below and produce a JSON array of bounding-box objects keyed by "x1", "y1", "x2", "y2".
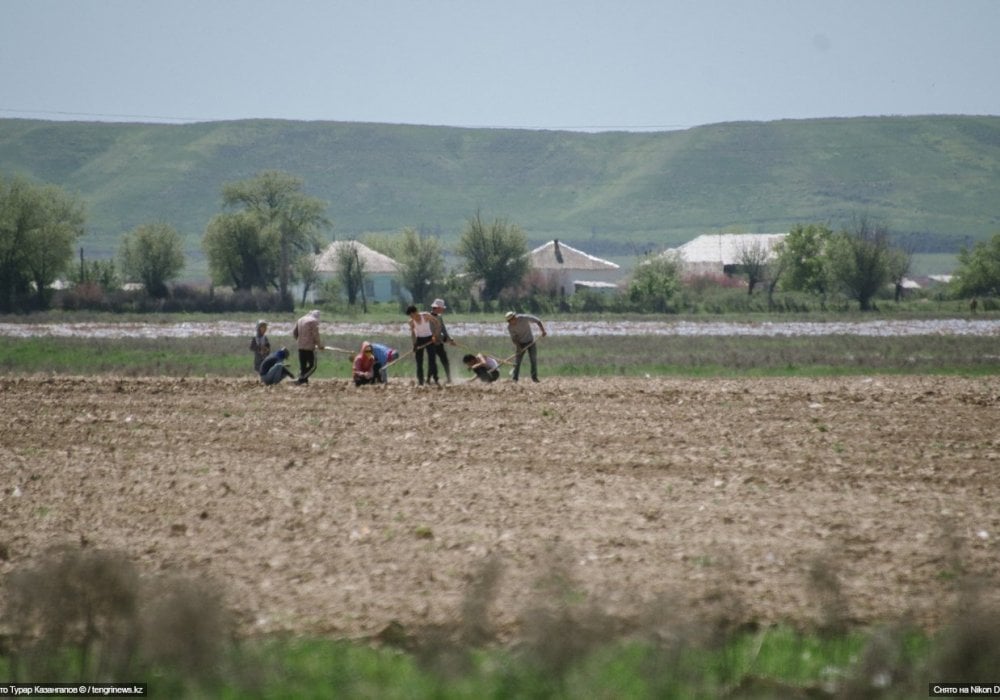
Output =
[{"x1": 2, "y1": 0, "x2": 999, "y2": 132}]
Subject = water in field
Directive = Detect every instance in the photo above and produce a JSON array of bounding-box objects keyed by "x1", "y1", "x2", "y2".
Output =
[{"x1": 1, "y1": 318, "x2": 998, "y2": 339}]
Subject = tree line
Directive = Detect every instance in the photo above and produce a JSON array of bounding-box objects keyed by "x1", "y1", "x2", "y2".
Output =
[{"x1": 2, "y1": 169, "x2": 998, "y2": 314}]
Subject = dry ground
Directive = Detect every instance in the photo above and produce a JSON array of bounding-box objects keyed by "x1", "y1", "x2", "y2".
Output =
[{"x1": 2, "y1": 374, "x2": 999, "y2": 642}]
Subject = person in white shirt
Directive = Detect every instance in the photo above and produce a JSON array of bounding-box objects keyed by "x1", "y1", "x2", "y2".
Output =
[
  {"x1": 463, "y1": 353, "x2": 501, "y2": 383},
  {"x1": 406, "y1": 304, "x2": 440, "y2": 386}
]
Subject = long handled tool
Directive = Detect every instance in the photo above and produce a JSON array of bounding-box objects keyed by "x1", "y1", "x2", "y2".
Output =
[
  {"x1": 383, "y1": 341, "x2": 433, "y2": 369},
  {"x1": 500, "y1": 338, "x2": 538, "y2": 366},
  {"x1": 323, "y1": 345, "x2": 356, "y2": 356}
]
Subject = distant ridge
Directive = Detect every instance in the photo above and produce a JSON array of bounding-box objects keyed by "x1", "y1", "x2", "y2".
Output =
[{"x1": 1, "y1": 115, "x2": 998, "y2": 272}]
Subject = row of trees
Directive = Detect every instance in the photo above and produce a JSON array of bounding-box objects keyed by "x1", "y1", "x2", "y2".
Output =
[
  {"x1": 0, "y1": 169, "x2": 537, "y2": 312},
  {"x1": 199, "y1": 171, "x2": 534, "y2": 309},
  {"x1": 768, "y1": 218, "x2": 912, "y2": 311},
  {"x1": 0, "y1": 174, "x2": 185, "y2": 312},
  {"x1": 4, "y1": 168, "x2": 1000, "y2": 314},
  {"x1": 618, "y1": 217, "x2": 1000, "y2": 314}
]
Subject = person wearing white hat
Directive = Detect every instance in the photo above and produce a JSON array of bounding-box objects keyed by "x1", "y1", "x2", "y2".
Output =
[{"x1": 429, "y1": 298, "x2": 456, "y2": 384}]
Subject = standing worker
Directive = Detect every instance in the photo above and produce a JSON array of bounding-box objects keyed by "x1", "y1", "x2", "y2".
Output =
[
  {"x1": 249, "y1": 319, "x2": 271, "y2": 373},
  {"x1": 505, "y1": 311, "x2": 547, "y2": 383},
  {"x1": 292, "y1": 309, "x2": 322, "y2": 385},
  {"x1": 430, "y1": 298, "x2": 456, "y2": 384},
  {"x1": 406, "y1": 304, "x2": 440, "y2": 386}
]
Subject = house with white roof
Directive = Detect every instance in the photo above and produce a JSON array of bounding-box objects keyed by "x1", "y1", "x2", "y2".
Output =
[
  {"x1": 311, "y1": 240, "x2": 403, "y2": 302},
  {"x1": 528, "y1": 239, "x2": 621, "y2": 296},
  {"x1": 667, "y1": 233, "x2": 787, "y2": 276}
]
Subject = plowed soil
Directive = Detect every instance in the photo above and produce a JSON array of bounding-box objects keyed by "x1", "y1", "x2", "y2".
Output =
[{"x1": 2, "y1": 374, "x2": 999, "y2": 641}]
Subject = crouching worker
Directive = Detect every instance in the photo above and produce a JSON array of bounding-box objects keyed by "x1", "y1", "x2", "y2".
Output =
[
  {"x1": 260, "y1": 347, "x2": 295, "y2": 385},
  {"x1": 353, "y1": 342, "x2": 378, "y2": 386},
  {"x1": 354, "y1": 342, "x2": 399, "y2": 385},
  {"x1": 370, "y1": 342, "x2": 399, "y2": 384},
  {"x1": 463, "y1": 353, "x2": 501, "y2": 383}
]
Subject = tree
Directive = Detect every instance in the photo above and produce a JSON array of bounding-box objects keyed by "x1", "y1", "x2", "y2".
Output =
[
  {"x1": 69, "y1": 253, "x2": 121, "y2": 291},
  {"x1": 220, "y1": 171, "x2": 330, "y2": 301},
  {"x1": 456, "y1": 210, "x2": 530, "y2": 302},
  {"x1": 394, "y1": 227, "x2": 445, "y2": 305},
  {"x1": 628, "y1": 252, "x2": 682, "y2": 313},
  {"x1": 337, "y1": 241, "x2": 368, "y2": 309},
  {"x1": 951, "y1": 233, "x2": 1000, "y2": 299},
  {"x1": 826, "y1": 217, "x2": 895, "y2": 311},
  {"x1": 735, "y1": 237, "x2": 771, "y2": 295},
  {"x1": 776, "y1": 223, "x2": 834, "y2": 298},
  {"x1": 0, "y1": 175, "x2": 85, "y2": 311},
  {"x1": 294, "y1": 254, "x2": 321, "y2": 307},
  {"x1": 120, "y1": 223, "x2": 185, "y2": 298},
  {"x1": 886, "y1": 245, "x2": 913, "y2": 302},
  {"x1": 203, "y1": 211, "x2": 279, "y2": 291}
]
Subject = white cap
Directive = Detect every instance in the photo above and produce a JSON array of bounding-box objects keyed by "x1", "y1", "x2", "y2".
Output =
[{"x1": 431, "y1": 298, "x2": 446, "y2": 309}]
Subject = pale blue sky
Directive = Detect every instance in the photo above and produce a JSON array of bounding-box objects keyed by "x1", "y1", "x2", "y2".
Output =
[{"x1": 2, "y1": 0, "x2": 998, "y2": 131}]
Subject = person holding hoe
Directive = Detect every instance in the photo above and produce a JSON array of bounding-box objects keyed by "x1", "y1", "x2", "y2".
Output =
[
  {"x1": 505, "y1": 310, "x2": 547, "y2": 382},
  {"x1": 406, "y1": 304, "x2": 441, "y2": 386},
  {"x1": 463, "y1": 352, "x2": 501, "y2": 383},
  {"x1": 352, "y1": 341, "x2": 378, "y2": 386},
  {"x1": 370, "y1": 342, "x2": 399, "y2": 384},
  {"x1": 292, "y1": 309, "x2": 322, "y2": 385},
  {"x1": 430, "y1": 298, "x2": 456, "y2": 384}
]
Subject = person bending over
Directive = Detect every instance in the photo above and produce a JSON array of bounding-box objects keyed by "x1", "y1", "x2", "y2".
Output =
[
  {"x1": 259, "y1": 348, "x2": 294, "y2": 385},
  {"x1": 463, "y1": 353, "x2": 501, "y2": 383}
]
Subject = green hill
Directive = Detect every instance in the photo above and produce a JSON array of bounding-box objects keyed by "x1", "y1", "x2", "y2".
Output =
[{"x1": 2, "y1": 115, "x2": 998, "y2": 276}]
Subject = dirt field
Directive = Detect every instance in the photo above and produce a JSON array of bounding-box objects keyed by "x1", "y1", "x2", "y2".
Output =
[{"x1": 2, "y1": 374, "x2": 999, "y2": 642}]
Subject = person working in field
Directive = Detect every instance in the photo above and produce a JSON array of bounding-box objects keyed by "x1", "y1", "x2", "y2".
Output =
[
  {"x1": 463, "y1": 353, "x2": 501, "y2": 383},
  {"x1": 249, "y1": 319, "x2": 271, "y2": 373},
  {"x1": 406, "y1": 304, "x2": 441, "y2": 386},
  {"x1": 430, "y1": 298, "x2": 456, "y2": 383},
  {"x1": 259, "y1": 347, "x2": 295, "y2": 385},
  {"x1": 505, "y1": 311, "x2": 547, "y2": 382},
  {"x1": 352, "y1": 341, "x2": 388, "y2": 386},
  {"x1": 292, "y1": 309, "x2": 322, "y2": 385},
  {"x1": 370, "y1": 342, "x2": 399, "y2": 384}
]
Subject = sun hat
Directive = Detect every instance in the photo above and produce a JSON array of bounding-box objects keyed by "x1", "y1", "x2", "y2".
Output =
[
  {"x1": 504, "y1": 311, "x2": 516, "y2": 320},
  {"x1": 432, "y1": 298, "x2": 446, "y2": 309},
  {"x1": 256, "y1": 319, "x2": 268, "y2": 329}
]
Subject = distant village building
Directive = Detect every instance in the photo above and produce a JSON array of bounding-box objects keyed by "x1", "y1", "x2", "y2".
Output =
[
  {"x1": 528, "y1": 239, "x2": 621, "y2": 297},
  {"x1": 666, "y1": 233, "x2": 787, "y2": 276},
  {"x1": 311, "y1": 240, "x2": 403, "y2": 303}
]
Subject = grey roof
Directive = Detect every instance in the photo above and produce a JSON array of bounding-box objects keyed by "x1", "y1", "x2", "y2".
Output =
[
  {"x1": 314, "y1": 241, "x2": 400, "y2": 274},
  {"x1": 529, "y1": 239, "x2": 620, "y2": 271}
]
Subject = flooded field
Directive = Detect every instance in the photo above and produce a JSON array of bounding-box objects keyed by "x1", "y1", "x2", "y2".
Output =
[{"x1": 1, "y1": 318, "x2": 998, "y2": 339}]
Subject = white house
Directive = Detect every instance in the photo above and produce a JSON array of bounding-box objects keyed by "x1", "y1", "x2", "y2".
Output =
[
  {"x1": 666, "y1": 233, "x2": 787, "y2": 276},
  {"x1": 528, "y1": 239, "x2": 621, "y2": 297},
  {"x1": 312, "y1": 240, "x2": 403, "y2": 303}
]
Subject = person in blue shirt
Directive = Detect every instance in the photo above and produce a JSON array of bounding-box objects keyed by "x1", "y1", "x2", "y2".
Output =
[{"x1": 259, "y1": 347, "x2": 294, "y2": 385}]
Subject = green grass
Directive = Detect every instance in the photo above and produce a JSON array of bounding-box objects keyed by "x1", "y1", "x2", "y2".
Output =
[
  {"x1": 0, "y1": 625, "x2": 941, "y2": 699},
  {"x1": 2, "y1": 318, "x2": 998, "y2": 378}
]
